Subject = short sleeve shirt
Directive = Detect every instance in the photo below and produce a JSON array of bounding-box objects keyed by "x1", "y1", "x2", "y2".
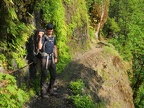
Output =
[{"x1": 41, "y1": 35, "x2": 56, "y2": 54}]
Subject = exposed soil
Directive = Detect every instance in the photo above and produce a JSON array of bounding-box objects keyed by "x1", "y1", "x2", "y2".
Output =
[{"x1": 25, "y1": 43, "x2": 135, "y2": 108}]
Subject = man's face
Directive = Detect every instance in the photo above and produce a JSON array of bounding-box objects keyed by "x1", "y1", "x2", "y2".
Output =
[{"x1": 47, "y1": 29, "x2": 53, "y2": 35}]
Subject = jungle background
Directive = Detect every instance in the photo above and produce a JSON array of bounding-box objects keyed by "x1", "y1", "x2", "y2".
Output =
[{"x1": 0, "y1": 0, "x2": 144, "y2": 108}]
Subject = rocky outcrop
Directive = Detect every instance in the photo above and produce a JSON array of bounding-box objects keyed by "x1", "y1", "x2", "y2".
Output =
[
  {"x1": 25, "y1": 44, "x2": 134, "y2": 108},
  {"x1": 62, "y1": 44, "x2": 134, "y2": 108}
]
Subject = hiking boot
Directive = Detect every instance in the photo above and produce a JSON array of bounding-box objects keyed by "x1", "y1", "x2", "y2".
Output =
[
  {"x1": 40, "y1": 93, "x2": 49, "y2": 99},
  {"x1": 47, "y1": 89, "x2": 58, "y2": 96},
  {"x1": 41, "y1": 94, "x2": 49, "y2": 99},
  {"x1": 43, "y1": 94, "x2": 49, "y2": 98},
  {"x1": 49, "y1": 91, "x2": 58, "y2": 96}
]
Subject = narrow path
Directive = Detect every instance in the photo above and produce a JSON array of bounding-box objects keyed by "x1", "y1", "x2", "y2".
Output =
[
  {"x1": 25, "y1": 46, "x2": 103, "y2": 108},
  {"x1": 25, "y1": 76, "x2": 75, "y2": 108}
]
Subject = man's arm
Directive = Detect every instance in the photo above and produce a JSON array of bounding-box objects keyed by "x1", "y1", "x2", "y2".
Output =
[
  {"x1": 54, "y1": 45, "x2": 57, "y2": 58},
  {"x1": 38, "y1": 32, "x2": 44, "y2": 50},
  {"x1": 54, "y1": 45, "x2": 58, "y2": 63}
]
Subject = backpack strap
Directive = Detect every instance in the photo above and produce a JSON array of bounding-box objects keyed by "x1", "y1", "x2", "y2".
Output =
[{"x1": 42, "y1": 35, "x2": 54, "y2": 52}]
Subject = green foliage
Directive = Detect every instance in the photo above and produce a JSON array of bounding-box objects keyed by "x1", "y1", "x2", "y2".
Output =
[
  {"x1": 108, "y1": 35, "x2": 133, "y2": 61},
  {"x1": 71, "y1": 94, "x2": 96, "y2": 108},
  {"x1": 107, "y1": 0, "x2": 144, "y2": 61},
  {"x1": 9, "y1": 23, "x2": 34, "y2": 68},
  {"x1": 70, "y1": 79, "x2": 84, "y2": 95},
  {"x1": 63, "y1": 0, "x2": 71, "y2": 4},
  {"x1": 103, "y1": 17, "x2": 120, "y2": 37},
  {"x1": 0, "y1": 54, "x2": 6, "y2": 68},
  {"x1": 107, "y1": 0, "x2": 144, "y2": 107},
  {"x1": 0, "y1": 73, "x2": 29, "y2": 108},
  {"x1": 30, "y1": 78, "x2": 41, "y2": 95},
  {"x1": 85, "y1": 0, "x2": 101, "y2": 9},
  {"x1": 0, "y1": 0, "x2": 35, "y2": 69},
  {"x1": 130, "y1": 53, "x2": 144, "y2": 107},
  {"x1": 89, "y1": 26, "x2": 95, "y2": 37},
  {"x1": 69, "y1": 79, "x2": 96, "y2": 108},
  {"x1": 134, "y1": 83, "x2": 144, "y2": 108},
  {"x1": 0, "y1": 0, "x2": 102, "y2": 107}
]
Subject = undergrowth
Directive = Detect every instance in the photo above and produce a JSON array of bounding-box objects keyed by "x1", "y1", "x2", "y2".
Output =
[
  {"x1": 69, "y1": 79, "x2": 97, "y2": 108},
  {"x1": 0, "y1": 73, "x2": 34, "y2": 108}
]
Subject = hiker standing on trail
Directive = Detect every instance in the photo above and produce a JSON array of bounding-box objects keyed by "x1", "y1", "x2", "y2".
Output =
[{"x1": 37, "y1": 23, "x2": 58, "y2": 98}]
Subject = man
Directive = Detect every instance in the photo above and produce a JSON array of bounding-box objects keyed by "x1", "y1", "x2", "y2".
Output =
[{"x1": 38, "y1": 23, "x2": 58, "y2": 98}]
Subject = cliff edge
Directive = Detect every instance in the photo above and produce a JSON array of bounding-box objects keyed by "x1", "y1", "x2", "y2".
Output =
[{"x1": 26, "y1": 43, "x2": 134, "y2": 108}]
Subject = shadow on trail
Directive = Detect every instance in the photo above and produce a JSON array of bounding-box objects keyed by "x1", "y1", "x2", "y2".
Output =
[
  {"x1": 25, "y1": 60, "x2": 108, "y2": 108},
  {"x1": 58, "y1": 61, "x2": 106, "y2": 104}
]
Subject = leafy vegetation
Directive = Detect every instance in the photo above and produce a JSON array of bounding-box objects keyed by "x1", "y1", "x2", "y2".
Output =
[
  {"x1": 0, "y1": 0, "x2": 144, "y2": 107},
  {"x1": 70, "y1": 79, "x2": 96, "y2": 108},
  {"x1": 103, "y1": 0, "x2": 144, "y2": 107},
  {"x1": 0, "y1": 0, "x2": 93, "y2": 107},
  {"x1": 0, "y1": 0, "x2": 34, "y2": 69},
  {"x1": 0, "y1": 73, "x2": 31, "y2": 108},
  {"x1": 70, "y1": 79, "x2": 84, "y2": 95}
]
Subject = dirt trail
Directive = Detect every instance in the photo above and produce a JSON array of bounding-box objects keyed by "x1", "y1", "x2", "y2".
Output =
[
  {"x1": 25, "y1": 70, "x2": 75, "y2": 108},
  {"x1": 25, "y1": 44, "x2": 134, "y2": 108},
  {"x1": 25, "y1": 46, "x2": 102, "y2": 108}
]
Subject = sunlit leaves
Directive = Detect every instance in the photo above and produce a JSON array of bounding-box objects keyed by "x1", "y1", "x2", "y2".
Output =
[
  {"x1": 0, "y1": 73, "x2": 29, "y2": 108},
  {"x1": 1, "y1": 0, "x2": 35, "y2": 69},
  {"x1": 3, "y1": 0, "x2": 18, "y2": 20},
  {"x1": 70, "y1": 79, "x2": 96, "y2": 108},
  {"x1": 107, "y1": 0, "x2": 144, "y2": 107}
]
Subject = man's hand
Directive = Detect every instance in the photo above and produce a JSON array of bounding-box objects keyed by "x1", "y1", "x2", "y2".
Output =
[
  {"x1": 54, "y1": 58, "x2": 58, "y2": 64},
  {"x1": 38, "y1": 31, "x2": 44, "y2": 38}
]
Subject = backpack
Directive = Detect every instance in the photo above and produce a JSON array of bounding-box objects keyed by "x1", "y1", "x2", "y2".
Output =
[
  {"x1": 41, "y1": 35, "x2": 55, "y2": 53},
  {"x1": 36, "y1": 34, "x2": 55, "y2": 59}
]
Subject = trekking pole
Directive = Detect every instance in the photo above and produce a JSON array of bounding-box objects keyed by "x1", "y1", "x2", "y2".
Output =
[{"x1": 6, "y1": 62, "x2": 33, "y2": 74}]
